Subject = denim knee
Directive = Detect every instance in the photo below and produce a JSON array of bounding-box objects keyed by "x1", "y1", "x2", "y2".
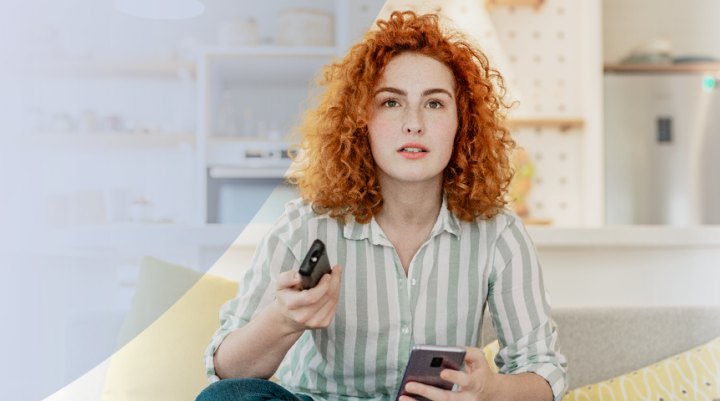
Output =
[{"x1": 196, "y1": 378, "x2": 306, "y2": 401}]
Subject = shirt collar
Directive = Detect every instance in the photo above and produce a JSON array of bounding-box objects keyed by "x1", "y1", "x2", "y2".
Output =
[{"x1": 342, "y1": 194, "x2": 461, "y2": 244}]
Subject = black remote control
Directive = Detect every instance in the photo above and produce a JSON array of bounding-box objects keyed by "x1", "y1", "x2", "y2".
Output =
[{"x1": 298, "y1": 239, "x2": 332, "y2": 290}]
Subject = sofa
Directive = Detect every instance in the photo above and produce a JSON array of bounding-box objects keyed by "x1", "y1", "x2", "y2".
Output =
[
  {"x1": 97, "y1": 255, "x2": 720, "y2": 401},
  {"x1": 481, "y1": 306, "x2": 720, "y2": 390}
]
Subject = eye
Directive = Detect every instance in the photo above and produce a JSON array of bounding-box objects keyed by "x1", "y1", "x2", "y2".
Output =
[
  {"x1": 382, "y1": 99, "x2": 399, "y2": 107},
  {"x1": 426, "y1": 100, "x2": 443, "y2": 109}
]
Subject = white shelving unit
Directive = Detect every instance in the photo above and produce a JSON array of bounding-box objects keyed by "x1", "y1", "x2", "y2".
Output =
[{"x1": 195, "y1": 0, "x2": 351, "y2": 224}]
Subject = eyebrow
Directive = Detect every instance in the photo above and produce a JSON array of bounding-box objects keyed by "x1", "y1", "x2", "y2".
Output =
[{"x1": 374, "y1": 87, "x2": 454, "y2": 99}]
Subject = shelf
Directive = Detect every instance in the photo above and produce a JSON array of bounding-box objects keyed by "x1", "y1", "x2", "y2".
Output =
[
  {"x1": 506, "y1": 118, "x2": 584, "y2": 131},
  {"x1": 526, "y1": 226, "x2": 720, "y2": 248},
  {"x1": 21, "y1": 60, "x2": 196, "y2": 78},
  {"x1": 208, "y1": 137, "x2": 294, "y2": 143},
  {"x1": 45, "y1": 223, "x2": 246, "y2": 248},
  {"x1": 74, "y1": 224, "x2": 717, "y2": 249},
  {"x1": 205, "y1": 46, "x2": 338, "y2": 85},
  {"x1": 604, "y1": 63, "x2": 720, "y2": 74},
  {"x1": 18, "y1": 133, "x2": 196, "y2": 149},
  {"x1": 203, "y1": 45, "x2": 339, "y2": 58},
  {"x1": 209, "y1": 165, "x2": 303, "y2": 179},
  {"x1": 485, "y1": 0, "x2": 545, "y2": 11}
]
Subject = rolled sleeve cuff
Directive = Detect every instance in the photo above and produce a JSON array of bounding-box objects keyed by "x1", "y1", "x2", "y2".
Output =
[
  {"x1": 203, "y1": 328, "x2": 236, "y2": 383},
  {"x1": 512, "y1": 363, "x2": 569, "y2": 401}
]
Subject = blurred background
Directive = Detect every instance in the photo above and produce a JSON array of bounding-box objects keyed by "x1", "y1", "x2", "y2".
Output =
[{"x1": 0, "y1": 0, "x2": 719, "y2": 399}]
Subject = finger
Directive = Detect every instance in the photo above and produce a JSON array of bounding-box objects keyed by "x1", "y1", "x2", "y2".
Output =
[
  {"x1": 295, "y1": 273, "x2": 333, "y2": 307},
  {"x1": 405, "y1": 381, "x2": 454, "y2": 401},
  {"x1": 460, "y1": 346, "x2": 488, "y2": 371},
  {"x1": 310, "y1": 293, "x2": 340, "y2": 327},
  {"x1": 331, "y1": 264, "x2": 343, "y2": 276},
  {"x1": 328, "y1": 266, "x2": 343, "y2": 296},
  {"x1": 276, "y1": 270, "x2": 302, "y2": 291},
  {"x1": 460, "y1": 346, "x2": 484, "y2": 363},
  {"x1": 308, "y1": 292, "x2": 337, "y2": 328},
  {"x1": 440, "y1": 369, "x2": 474, "y2": 390}
]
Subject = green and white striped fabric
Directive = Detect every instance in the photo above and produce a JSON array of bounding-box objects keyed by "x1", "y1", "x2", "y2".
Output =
[{"x1": 204, "y1": 196, "x2": 568, "y2": 401}]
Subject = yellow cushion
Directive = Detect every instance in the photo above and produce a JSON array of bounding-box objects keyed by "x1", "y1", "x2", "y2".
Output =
[
  {"x1": 564, "y1": 335, "x2": 720, "y2": 400},
  {"x1": 102, "y1": 256, "x2": 239, "y2": 401},
  {"x1": 483, "y1": 340, "x2": 501, "y2": 373}
]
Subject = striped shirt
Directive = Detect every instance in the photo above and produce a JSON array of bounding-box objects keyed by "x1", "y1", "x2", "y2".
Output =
[{"x1": 204, "y1": 196, "x2": 568, "y2": 401}]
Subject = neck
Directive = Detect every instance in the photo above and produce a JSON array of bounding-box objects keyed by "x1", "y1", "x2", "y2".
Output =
[{"x1": 374, "y1": 173, "x2": 444, "y2": 232}]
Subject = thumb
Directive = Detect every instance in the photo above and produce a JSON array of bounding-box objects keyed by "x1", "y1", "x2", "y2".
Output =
[{"x1": 462, "y1": 347, "x2": 488, "y2": 370}]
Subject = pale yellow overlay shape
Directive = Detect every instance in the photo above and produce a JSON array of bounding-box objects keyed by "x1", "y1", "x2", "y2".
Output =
[
  {"x1": 100, "y1": 265, "x2": 238, "y2": 401},
  {"x1": 43, "y1": 265, "x2": 239, "y2": 401},
  {"x1": 42, "y1": 237, "x2": 262, "y2": 400}
]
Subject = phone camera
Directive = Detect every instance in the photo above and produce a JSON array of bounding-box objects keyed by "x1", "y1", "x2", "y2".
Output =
[{"x1": 430, "y1": 357, "x2": 443, "y2": 368}]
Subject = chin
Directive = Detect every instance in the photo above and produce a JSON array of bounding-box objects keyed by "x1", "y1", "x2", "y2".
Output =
[{"x1": 394, "y1": 171, "x2": 442, "y2": 184}]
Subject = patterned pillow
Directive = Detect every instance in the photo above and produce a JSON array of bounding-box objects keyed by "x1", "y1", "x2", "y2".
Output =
[
  {"x1": 482, "y1": 336, "x2": 720, "y2": 401},
  {"x1": 565, "y1": 335, "x2": 720, "y2": 400}
]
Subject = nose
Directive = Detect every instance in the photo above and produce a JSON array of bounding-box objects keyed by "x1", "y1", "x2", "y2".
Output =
[{"x1": 402, "y1": 104, "x2": 423, "y2": 135}]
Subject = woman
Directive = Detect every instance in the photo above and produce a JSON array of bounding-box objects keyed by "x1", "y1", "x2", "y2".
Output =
[{"x1": 199, "y1": 11, "x2": 568, "y2": 401}]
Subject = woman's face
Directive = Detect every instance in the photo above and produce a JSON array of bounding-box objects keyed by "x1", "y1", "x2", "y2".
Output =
[{"x1": 368, "y1": 52, "x2": 458, "y2": 188}]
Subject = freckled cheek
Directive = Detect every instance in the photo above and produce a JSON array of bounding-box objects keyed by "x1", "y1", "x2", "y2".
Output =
[
  {"x1": 368, "y1": 119, "x2": 398, "y2": 147},
  {"x1": 429, "y1": 119, "x2": 458, "y2": 156}
]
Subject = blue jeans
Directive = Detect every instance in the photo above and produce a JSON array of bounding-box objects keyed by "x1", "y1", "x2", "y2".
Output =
[{"x1": 196, "y1": 378, "x2": 316, "y2": 401}]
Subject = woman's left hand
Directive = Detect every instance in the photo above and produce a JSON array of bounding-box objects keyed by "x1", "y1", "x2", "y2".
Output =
[{"x1": 400, "y1": 346, "x2": 497, "y2": 401}]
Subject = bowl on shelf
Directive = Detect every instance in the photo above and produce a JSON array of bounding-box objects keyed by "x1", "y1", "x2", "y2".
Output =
[
  {"x1": 276, "y1": 9, "x2": 334, "y2": 47},
  {"x1": 217, "y1": 18, "x2": 258, "y2": 46}
]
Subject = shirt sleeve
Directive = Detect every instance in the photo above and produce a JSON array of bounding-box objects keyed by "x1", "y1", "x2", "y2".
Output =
[
  {"x1": 486, "y1": 212, "x2": 569, "y2": 401},
  {"x1": 203, "y1": 223, "x2": 300, "y2": 383}
]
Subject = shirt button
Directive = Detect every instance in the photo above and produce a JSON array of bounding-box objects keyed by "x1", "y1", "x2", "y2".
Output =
[
  {"x1": 402, "y1": 325, "x2": 410, "y2": 334},
  {"x1": 411, "y1": 278, "x2": 417, "y2": 286}
]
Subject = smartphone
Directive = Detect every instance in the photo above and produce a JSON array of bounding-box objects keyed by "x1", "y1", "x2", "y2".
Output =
[
  {"x1": 395, "y1": 345, "x2": 466, "y2": 401},
  {"x1": 298, "y1": 239, "x2": 332, "y2": 290}
]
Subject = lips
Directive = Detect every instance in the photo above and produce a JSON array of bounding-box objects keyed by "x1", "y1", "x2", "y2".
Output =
[
  {"x1": 397, "y1": 142, "x2": 429, "y2": 159},
  {"x1": 397, "y1": 143, "x2": 428, "y2": 152}
]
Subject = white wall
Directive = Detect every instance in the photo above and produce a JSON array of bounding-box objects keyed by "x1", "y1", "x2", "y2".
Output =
[{"x1": 540, "y1": 246, "x2": 720, "y2": 307}]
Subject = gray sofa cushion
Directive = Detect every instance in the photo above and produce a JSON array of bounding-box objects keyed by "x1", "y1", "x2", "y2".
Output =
[{"x1": 481, "y1": 306, "x2": 720, "y2": 389}]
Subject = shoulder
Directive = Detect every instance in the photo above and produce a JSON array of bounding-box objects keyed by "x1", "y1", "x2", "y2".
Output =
[
  {"x1": 461, "y1": 208, "x2": 527, "y2": 242},
  {"x1": 275, "y1": 196, "x2": 334, "y2": 233},
  {"x1": 263, "y1": 197, "x2": 338, "y2": 261}
]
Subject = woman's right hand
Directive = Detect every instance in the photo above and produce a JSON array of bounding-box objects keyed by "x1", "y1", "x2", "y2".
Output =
[{"x1": 272, "y1": 265, "x2": 343, "y2": 332}]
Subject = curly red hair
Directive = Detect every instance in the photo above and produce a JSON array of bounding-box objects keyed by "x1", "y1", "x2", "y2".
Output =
[{"x1": 288, "y1": 10, "x2": 516, "y2": 224}]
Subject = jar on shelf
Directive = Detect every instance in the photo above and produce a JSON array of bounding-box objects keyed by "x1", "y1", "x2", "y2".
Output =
[
  {"x1": 215, "y1": 87, "x2": 237, "y2": 137},
  {"x1": 242, "y1": 107, "x2": 254, "y2": 137},
  {"x1": 130, "y1": 197, "x2": 154, "y2": 223},
  {"x1": 78, "y1": 110, "x2": 99, "y2": 133}
]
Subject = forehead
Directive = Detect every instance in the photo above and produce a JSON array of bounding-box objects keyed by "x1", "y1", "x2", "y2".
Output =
[{"x1": 377, "y1": 53, "x2": 456, "y2": 90}]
